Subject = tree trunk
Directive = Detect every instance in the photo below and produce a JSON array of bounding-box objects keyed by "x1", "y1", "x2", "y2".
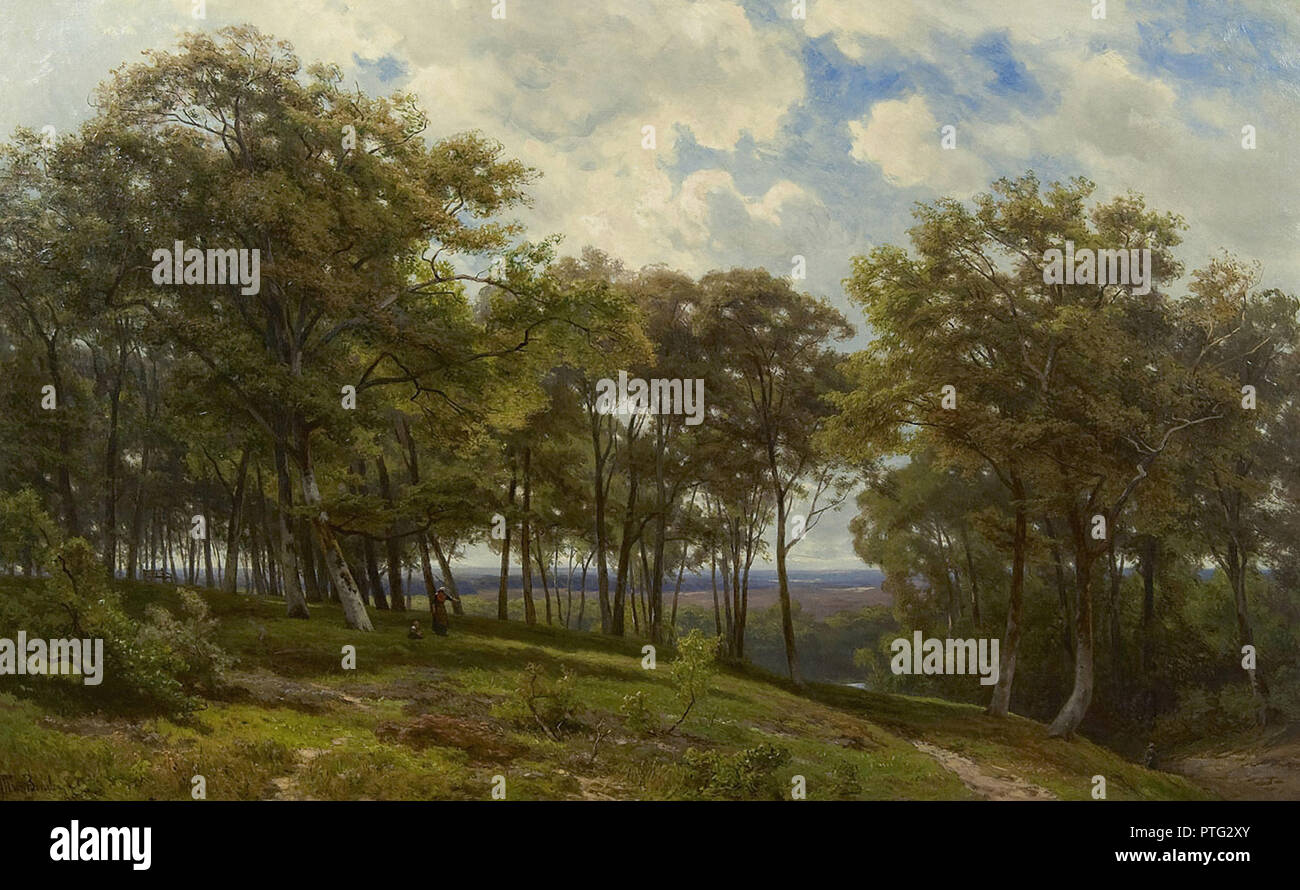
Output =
[
  {"x1": 710, "y1": 550, "x2": 723, "y2": 637},
  {"x1": 578, "y1": 555, "x2": 589, "y2": 629},
  {"x1": 638, "y1": 539, "x2": 652, "y2": 636},
  {"x1": 430, "y1": 535, "x2": 463, "y2": 616},
  {"x1": 299, "y1": 431, "x2": 371, "y2": 631},
  {"x1": 1140, "y1": 535, "x2": 1157, "y2": 728},
  {"x1": 1228, "y1": 539, "x2": 1269, "y2": 723},
  {"x1": 126, "y1": 445, "x2": 151, "y2": 581},
  {"x1": 961, "y1": 526, "x2": 980, "y2": 627},
  {"x1": 203, "y1": 505, "x2": 214, "y2": 587},
  {"x1": 300, "y1": 515, "x2": 321, "y2": 601},
  {"x1": 1107, "y1": 538, "x2": 1123, "y2": 691},
  {"x1": 739, "y1": 515, "x2": 757, "y2": 659},
  {"x1": 102, "y1": 333, "x2": 128, "y2": 575},
  {"x1": 221, "y1": 449, "x2": 249, "y2": 593},
  {"x1": 669, "y1": 551, "x2": 686, "y2": 640},
  {"x1": 348, "y1": 539, "x2": 371, "y2": 606},
  {"x1": 167, "y1": 517, "x2": 178, "y2": 581},
  {"x1": 274, "y1": 443, "x2": 309, "y2": 618},
  {"x1": 498, "y1": 463, "x2": 516, "y2": 620},
  {"x1": 46, "y1": 338, "x2": 80, "y2": 538},
  {"x1": 249, "y1": 514, "x2": 267, "y2": 596},
  {"x1": 650, "y1": 422, "x2": 668, "y2": 644},
  {"x1": 535, "y1": 529, "x2": 552, "y2": 625},
  {"x1": 253, "y1": 466, "x2": 278, "y2": 596},
  {"x1": 360, "y1": 537, "x2": 384, "y2": 607},
  {"x1": 720, "y1": 541, "x2": 735, "y2": 657},
  {"x1": 773, "y1": 490, "x2": 802, "y2": 686},
  {"x1": 1048, "y1": 520, "x2": 1097, "y2": 738},
  {"x1": 564, "y1": 549, "x2": 575, "y2": 628},
  {"x1": 375, "y1": 455, "x2": 406, "y2": 612},
  {"x1": 418, "y1": 536, "x2": 439, "y2": 615},
  {"x1": 629, "y1": 560, "x2": 641, "y2": 635},
  {"x1": 612, "y1": 471, "x2": 639, "y2": 637},
  {"x1": 520, "y1": 446, "x2": 537, "y2": 625},
  {"x1": 987, "y1": 482, "x2": 1027, "y2": 718},
  {"x1": 589, "y1": 406, "x2": 612, "y2": 633}
]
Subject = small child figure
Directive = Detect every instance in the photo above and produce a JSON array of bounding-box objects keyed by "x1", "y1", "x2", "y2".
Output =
[{"x1": 407, "y1": 620, "x2": 424, "y2": 640}]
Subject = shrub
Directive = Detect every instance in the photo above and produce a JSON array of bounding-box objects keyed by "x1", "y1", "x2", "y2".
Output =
[
  {"x1": 683, "y1": 742, "x2": 791, "y2": 800},
  {"x1": 503, "y1": 663, "x2": 579, "y2": 740},
  {"x1": 829, "y1": 758, "x2": 863, "y2": 798},
  {"x1": 618, "y1": 690, "x2": 656, "y2": 734},
  {"x1": 140, "y1": 589, "x2": 235, "y2": 695},
  {"x1": 47, "y1": 538, "x2": 194, "y2": 716},
  {"x1": 666, "y1": 629, "x2": 717, "y2": 733}
]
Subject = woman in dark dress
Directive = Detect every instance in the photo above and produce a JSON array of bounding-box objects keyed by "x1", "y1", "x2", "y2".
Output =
[{"x1": 430, "y1": 587, "x2": 459, "y2": 635}]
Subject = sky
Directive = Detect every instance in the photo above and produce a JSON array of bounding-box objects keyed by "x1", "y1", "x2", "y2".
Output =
[{"x1": 2, "y1": 0, "x2": 1297, "y2": 569}]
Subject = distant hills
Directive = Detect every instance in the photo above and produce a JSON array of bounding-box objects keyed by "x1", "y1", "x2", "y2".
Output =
[{"x1": 445, "y1": 566, "x2": 886, "y2": 598}]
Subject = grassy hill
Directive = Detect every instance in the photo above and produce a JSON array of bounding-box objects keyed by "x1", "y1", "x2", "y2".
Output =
[{"x1": 0, "y1": 579, "x2": 1212, "y2": 801}]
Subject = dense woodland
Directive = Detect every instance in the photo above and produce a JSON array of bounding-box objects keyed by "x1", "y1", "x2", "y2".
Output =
[{"x1": 1, "y1": 27, "x2": 1297, "y2": 747}]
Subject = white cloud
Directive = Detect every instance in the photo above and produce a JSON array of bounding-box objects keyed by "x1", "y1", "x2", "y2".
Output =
[
  {"x1": 224, "y1": 0, "x2": 807, "y2": 270},
  {"x1": 849, "y1": 95, "x2": 991, "y2": 195}
]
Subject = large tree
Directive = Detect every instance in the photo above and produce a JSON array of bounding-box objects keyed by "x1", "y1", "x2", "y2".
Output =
[{"x1": 93, "y1": 26, "x2": 564, "y2": 628}]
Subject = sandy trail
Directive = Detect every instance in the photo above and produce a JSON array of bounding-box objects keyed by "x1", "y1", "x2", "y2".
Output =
[{"x1": 912, "y1": 740, "x2": 1057, "y2": 800}]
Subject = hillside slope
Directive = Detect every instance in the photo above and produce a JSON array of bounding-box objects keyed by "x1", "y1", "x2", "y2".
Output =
[{"x1": 0, "y1": 581, "x2": 1211, "y2": 801}]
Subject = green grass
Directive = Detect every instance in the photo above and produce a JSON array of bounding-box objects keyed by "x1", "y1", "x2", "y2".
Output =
[{"x1": 0, "y1": 578, "x2": 1213, "y2": 801}]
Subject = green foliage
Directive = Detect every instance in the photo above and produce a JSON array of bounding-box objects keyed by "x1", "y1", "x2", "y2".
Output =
[
  {"x1": 666, "y1": 629, "x2": 717, "y2": 731},
  {"x1": 829, "y1": 758, "x2": 863, "y2": 798},
  {"x1": 503, "y1": 662, "x2": 580, "y2": 739},
  {"x1": 683, "y1": 742, "x2": 791, "y2": 800},
  {"x1": 743, "y1": 602, "x2": 901, "y2": 684},
  {"x1": 0, "y1": 578, "x2": 1216, "y2": 801},
  {"x1": 139, "y1": 589, "x2": 235, "y2": 695},
  {"x1": 618, "y1": 690, "x2": 656, "y2": 735},
  {"x1": 670, "y1": 630, "x2": 717, "y2": 707},
  {"x1": 0, "y1": 488, "x2": 55, "y2": 570},
  {"x1": 46, "y1": 539, "x2": 194, "y2": 716},
  {"x1": 0, "y1": 12, "x2": 1293, "y2": 774}
]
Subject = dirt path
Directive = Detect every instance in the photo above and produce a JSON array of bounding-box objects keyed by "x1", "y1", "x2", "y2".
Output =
[
  {"x1": 269, "y1": 747, "x2": 325, "y2": 801},
  {"x1": 912, "y1": 740, "x2": 1057, "y2": 800},
  {"x1": 268, "y1": 737, "x2": 355, "y2": 801},
  {"x1": 1170, "y1": 742, "x2": 1300, "y2": 801}
]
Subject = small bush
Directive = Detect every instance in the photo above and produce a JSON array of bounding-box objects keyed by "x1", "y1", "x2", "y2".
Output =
[
  {"x1": 140, "y1": 589, "x2": 235, "y2": 695},
  {"x1": 683, "y1": 741, "x2": 791, "y2": 799},
  {"x1": 829, "y1": 758, "x2": 862, "y2": 798},
  {"x1": 666, "y1": 629, "x2": 717, "y2": 733},
  {"x1": 618, "y1": 690, "x2": 656, "y2": 734},
  {"x1": 503, "y1": 663, "x2": 579, "y2": 740}
]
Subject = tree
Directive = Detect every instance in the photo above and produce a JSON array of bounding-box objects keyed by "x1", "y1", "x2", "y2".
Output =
[
  {"x1": 699, "y1": 268, "x2": 853, "y2": 685},
  {"x1": 93, "y1": 26, "x2": 545, "y2": 628},
  {"x1": 1179, "y1": 257, "x2": 1300, "y2": 723}
]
